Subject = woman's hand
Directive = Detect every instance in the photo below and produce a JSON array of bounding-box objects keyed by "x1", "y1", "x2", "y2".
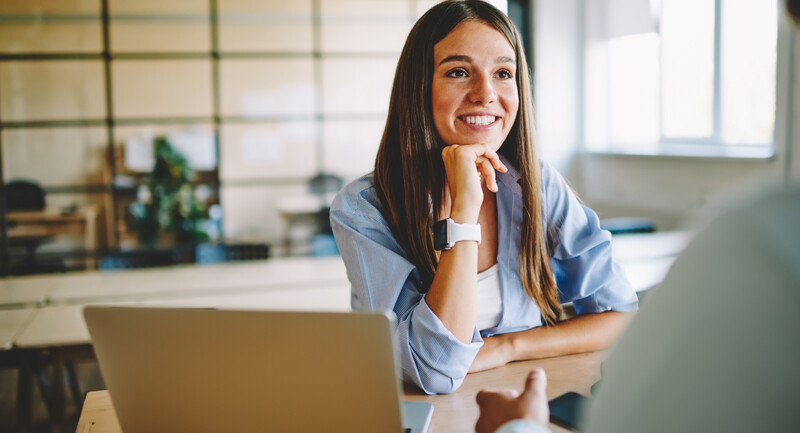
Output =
[
  {"x1": 441, "y1": 144, "x2": 507, "y2": 222},
  {"x1": 470, "y1": 334, "x2": 515, "y2": 373}
]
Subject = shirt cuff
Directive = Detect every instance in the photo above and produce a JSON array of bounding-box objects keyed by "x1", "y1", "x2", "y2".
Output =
[
  {"x1": 396, "y1": 297, "x2": 483, "y2": 394},
  {"x1": 495, "y1": 419, "x2": 553, "y2": 433}
]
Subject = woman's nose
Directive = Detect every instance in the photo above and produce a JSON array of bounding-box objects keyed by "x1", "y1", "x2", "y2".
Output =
[{"x1": 468, "y1": 75, "x2": 497, "y2": 105}]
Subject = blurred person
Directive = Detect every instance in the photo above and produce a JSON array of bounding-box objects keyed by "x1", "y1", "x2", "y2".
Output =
[
  {"x1": 475, "y1": 186, "x2": 800, "y2": 433},
  {"x1": 331, "y1": 0, "x2": 637, "y2": 395}
]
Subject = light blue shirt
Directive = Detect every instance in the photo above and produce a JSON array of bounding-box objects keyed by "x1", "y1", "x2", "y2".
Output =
[
  {"x1": 330, "y1": 161, "x2": 638, "y2": 394},
  {"x1": 495, "y1": 420, "x2": 552, "y2": 433}
]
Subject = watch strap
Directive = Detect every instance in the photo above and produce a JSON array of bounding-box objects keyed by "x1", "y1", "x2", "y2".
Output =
[{"x1": 434, "y1": 218, "x2": 481, "y2": 250}]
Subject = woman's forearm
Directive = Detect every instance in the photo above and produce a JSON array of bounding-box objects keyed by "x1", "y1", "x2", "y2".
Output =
[
  {"x1": 425, "y1": 239, "x2": 479, "y2": 343},
  {"x1": 508, "y1": 311, "x2": 634, "y2": 361}
]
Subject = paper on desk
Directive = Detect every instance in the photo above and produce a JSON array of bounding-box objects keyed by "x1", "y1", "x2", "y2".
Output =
[
  {"x1": 168, "y1": 128, "x2": 217, "y2": 171},
  {"x1": 124, "y1": 133, "x2": 155, "y2": 172}
]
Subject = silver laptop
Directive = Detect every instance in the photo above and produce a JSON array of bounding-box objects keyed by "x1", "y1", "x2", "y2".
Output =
[{"x1": 84, "y1": 306, "x2": 433, "y2": 433}]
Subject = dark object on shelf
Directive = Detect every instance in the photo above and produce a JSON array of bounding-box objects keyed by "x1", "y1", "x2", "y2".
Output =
[
  {"x1": 308, "y1": 173, "x2": 344, "y2": 196},
  {"x1": 5, "y1": 179, "x2": 45, "y2": 211},
  {"x1": 600, "y1": 218, "x2": 656, "y2": 235},
  {"x1": 195, "y1": 243, "x2": 270, "y2": 264},
  {"x1": 98, "y1": 250, "x2": 175, "y2": 270},
  {"x1": 9, "y1": 258, "x2": 67, "y2": 275}
]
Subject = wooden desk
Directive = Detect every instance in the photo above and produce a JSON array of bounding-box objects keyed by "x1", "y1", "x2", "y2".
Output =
[
  {"x1": 75, "y1": 351, "x2": 604, "y2": 433},
  {"x1": 6, "y1": 207, "x2": 99, "y2": 269}
]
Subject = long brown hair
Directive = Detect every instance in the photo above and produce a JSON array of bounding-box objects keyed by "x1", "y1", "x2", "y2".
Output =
[{"x1": 373, "y1": 0, "x2": 561, "y2": 325}]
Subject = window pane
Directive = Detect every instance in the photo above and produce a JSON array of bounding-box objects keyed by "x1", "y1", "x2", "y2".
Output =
[
  {"x1": 219, "y1": 121, "x2": 317, "y2": 181},
  {"x1": 0, "y1": 0, "x2": 102, "y2": 54},
  {"x1": 720, "y1": 0, "x2": 777, "y2": 145},
  {"x1": 0, "y1": 0, "x2": 98, "y2": 14},
  {"x1": 320, "y1": 0, "x2": 412, "y2": 53},
  {"x1": 114, "y1": 123, "x2": 217, "y2": 172},
  {"x1": 220, "y1": 183, "x2": 307, "y2": 241},
  {"x1": 607, "y1": 34, "x2": 660, "y2": 145},
  {"x1": 660, "y1": 0, "x2": 715, "y2": 139},
  {"x1": 219, "y1": 59, "x2": 315, "y2": 117},
  {"x1": 321, "y1": 119, "x2": 383, "y2": 181},
  {"x1": 2, "y1": 127, "x2": 108, "y2": 187},
  {"x1": 112, "y1": 60, "x2": 213, "y2": 118},
  {"x1": 321, "y1": 58, "x2": 396, "y2": 115},
  {"x1": 108, "y1": 0, "x2": 210, "y2": 52},
  {"x1": 0, "y1": 60, "x2": 106, "y2": 121},
  {"x1": 218, "y1": 0, "x2": 313, "y2": 52},
  {"x1": 110, "y1": 20, "x2": 210, "y2": 53}
]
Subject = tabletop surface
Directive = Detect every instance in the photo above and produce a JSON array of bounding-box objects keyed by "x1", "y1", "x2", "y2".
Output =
[
  {"x1": 75, "y1": 350, "x2": 604, "y2": 433},
  {"x1": 0, "y1": 309, "x2": 35, "y2": 350}
]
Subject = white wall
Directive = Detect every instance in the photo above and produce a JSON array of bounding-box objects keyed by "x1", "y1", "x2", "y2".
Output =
[
  {"x1": 534, "y1": 1, "x2": 799, "y2": 229},
  {"x1": 532, "y1": 0, "x2": 583, "y2": 180}
]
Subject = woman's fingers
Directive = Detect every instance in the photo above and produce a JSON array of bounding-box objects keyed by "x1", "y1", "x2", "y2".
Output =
[
  {"x1": 481, "y1": 146, "x2": 508, "y2": 173},
  {"x1": 476, "y1": 156, "x2": 498, "y2": 192},
  {"x1": 443, "y1": 144, "x2": 507, "y2": 178}
]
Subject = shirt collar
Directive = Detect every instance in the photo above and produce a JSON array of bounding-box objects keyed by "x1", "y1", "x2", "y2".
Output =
[{"x1": 497, "y1": 154, "x2": 522, "y2": 194}]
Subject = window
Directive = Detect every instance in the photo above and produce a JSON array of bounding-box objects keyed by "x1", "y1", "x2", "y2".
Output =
[{"x1": 584, "y1": 0, "x2": 778, "y2": 156}]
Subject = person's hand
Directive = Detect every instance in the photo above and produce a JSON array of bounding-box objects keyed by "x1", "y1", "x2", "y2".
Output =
[
  {"x1": 475, "y1": 368, "x2": 550, "y2": 433},
  {"x1": 441, "y1": 144, "x2": 507, "y2": 222},
  {"x1": 469, "y1": 334, "x2": 514, "y2": 373}
]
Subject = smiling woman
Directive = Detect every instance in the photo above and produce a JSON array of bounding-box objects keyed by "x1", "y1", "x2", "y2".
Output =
[{"x1": 330, "y1": 0, "x2": 639, "y2": 395}]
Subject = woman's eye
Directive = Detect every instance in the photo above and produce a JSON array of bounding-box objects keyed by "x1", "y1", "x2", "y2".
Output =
[
  {"x1": 446, "y1": 68, "x2": 468, "y2": 78},
  {"x1": 497, "y1": 70, "x2": 513, "y2": 79}
]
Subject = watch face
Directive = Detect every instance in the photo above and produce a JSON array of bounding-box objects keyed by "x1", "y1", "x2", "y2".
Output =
[{"x1": 433, "y1": 219, "x2": 448, "y2": 250}]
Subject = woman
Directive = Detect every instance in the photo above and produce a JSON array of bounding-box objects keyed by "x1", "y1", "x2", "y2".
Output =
[{"x1": 330, "y1": 0, "x2": 638, "y2": 395}]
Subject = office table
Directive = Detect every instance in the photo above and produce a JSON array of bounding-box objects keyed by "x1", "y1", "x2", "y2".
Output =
[
  {"x1": 0, "y1": 309, "x2": 35, "y2": 350},
  {"x1": 75, "y1": 350, "x2": 604, "y2": 433},
  {"x1": 0, "y1": 274, "x2": 57, "y2": 308},
  {"x1": 46, "y1": 256, "x2": 349, "y2": 305}
]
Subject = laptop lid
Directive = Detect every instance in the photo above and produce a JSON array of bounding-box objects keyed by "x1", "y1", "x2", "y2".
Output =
[{"x1": 83, "y1": 306, "x2": 432, "y2": 433}]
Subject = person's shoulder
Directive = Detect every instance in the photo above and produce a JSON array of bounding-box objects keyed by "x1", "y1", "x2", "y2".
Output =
[
  {"x1": 331, "y1": 173, "x2": 385, "y2": 220},
  {"x1": 538, "y1": 160, "x2": 563, "y2": 186},
  {"x1": 706, "y1": 185, "x2": 800, "y2": 247}
]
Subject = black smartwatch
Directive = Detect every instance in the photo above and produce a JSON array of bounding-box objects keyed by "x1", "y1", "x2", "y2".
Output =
[{"x1": 433, "y1": 218, "x2": 481, "y2": 250}]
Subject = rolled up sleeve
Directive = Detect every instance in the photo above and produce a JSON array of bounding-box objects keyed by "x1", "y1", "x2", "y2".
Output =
[
  {"x1": 397, "y1": 297, "x2": 482, "y2": 394},
  {"x1": 330, "y1": 181, "x2": 482, "y2": 394}
]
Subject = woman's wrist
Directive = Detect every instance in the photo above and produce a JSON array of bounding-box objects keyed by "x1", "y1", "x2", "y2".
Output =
[
  {"x1": 503, "y1": 332, "x2": 520, "y2": 363},
  {"x1": 449, "y1": 205, "x2": 480, "y2": 224}
]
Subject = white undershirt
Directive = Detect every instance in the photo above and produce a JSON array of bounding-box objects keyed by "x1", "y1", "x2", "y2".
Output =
[{"x1": 475, "y1": 263, "x2": 502, "y2": 331}]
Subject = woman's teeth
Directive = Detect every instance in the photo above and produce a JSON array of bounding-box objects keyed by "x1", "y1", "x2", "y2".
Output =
[{"x1": 462, "y1": 115, "x2": 496, "y2": 126}]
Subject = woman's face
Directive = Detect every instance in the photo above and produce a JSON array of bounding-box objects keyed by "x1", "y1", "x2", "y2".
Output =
[{"x1": 431, "y1": 20, "x2": 519, "y2": 151}]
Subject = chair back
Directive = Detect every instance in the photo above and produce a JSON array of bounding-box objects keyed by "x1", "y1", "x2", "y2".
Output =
[{"x1": 5, "y1": 180, "x2": 45, "y2": 211}]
